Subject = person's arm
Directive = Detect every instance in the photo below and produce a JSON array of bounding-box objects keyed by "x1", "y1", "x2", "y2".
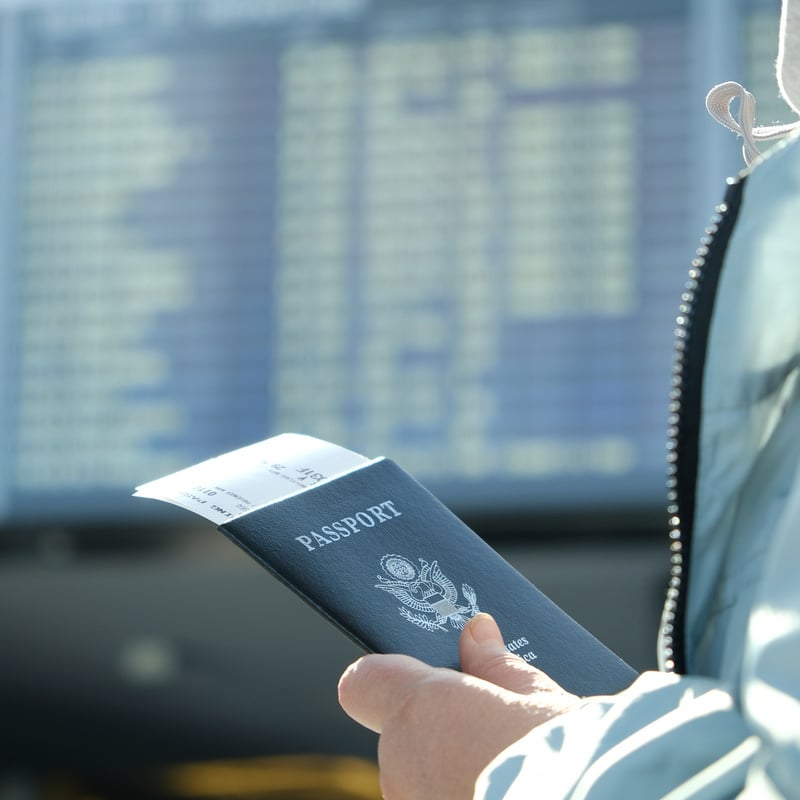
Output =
[
  {"x1": 338, "y1": 613, "x2": 758, "y2": 800},
  {"x1": 473, "y1": 669, "x2": 756, "y2": 799},
  {"x1": 338, "y1": 133, "x2": 800, "y2": 799},
  {"x1": 339, "y1": 464, "x2": 800, "y2": 800},
  {"x1": 475, "y1": 450, "x2": 800, "y2": 800}
]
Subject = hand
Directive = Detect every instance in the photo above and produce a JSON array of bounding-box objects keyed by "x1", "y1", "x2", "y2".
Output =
[{"x1": 338, "y1": 613, "x2": 581, "y2": 800}]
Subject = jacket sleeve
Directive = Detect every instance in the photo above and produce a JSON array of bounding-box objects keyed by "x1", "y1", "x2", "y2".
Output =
[{"x1": 474, "y1": 455, "x2": 800, "y2": 800}]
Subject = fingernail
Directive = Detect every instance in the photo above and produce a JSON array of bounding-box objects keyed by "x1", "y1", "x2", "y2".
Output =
[{"x1": 468, "y1": 612, "x2": 503, "y2": 647}]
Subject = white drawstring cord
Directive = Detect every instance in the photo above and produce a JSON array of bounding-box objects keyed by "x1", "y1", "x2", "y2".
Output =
[{"x1": 706, "y1": 80, "x2": 800, "y2": 165}]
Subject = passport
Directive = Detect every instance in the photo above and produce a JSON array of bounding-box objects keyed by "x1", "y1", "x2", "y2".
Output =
[{"x1": 135, "y1": 434, "x2": 638, "y2": 696}]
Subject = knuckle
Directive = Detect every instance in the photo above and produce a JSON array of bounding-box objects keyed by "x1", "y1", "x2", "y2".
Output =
[{"x1": 391, "y1": 669, "x2": 446, "y2": 726}]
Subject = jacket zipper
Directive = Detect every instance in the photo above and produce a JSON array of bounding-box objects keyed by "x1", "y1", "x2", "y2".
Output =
[{"x1": 659, "y1": 175, "x2": 747, "y2": 673}]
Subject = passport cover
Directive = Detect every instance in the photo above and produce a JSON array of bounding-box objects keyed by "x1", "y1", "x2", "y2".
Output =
[{"x1": 218, "y1": 457, "x2": 638, "y2": 696}]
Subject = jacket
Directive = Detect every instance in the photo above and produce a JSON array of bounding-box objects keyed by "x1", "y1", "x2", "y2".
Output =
[{"x1": 474, "y1": 130, "x2": 800, "y2": 799}]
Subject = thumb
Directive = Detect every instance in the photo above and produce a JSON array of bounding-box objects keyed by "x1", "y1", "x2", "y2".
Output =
[{"x1": 460, "y1": 613, "x2": 564, "y2": 696}]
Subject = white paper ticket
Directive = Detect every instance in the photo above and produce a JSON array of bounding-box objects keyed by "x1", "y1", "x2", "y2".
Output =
[{"x1": 134, "y1": 433, "x2": 371, "y2": 525}]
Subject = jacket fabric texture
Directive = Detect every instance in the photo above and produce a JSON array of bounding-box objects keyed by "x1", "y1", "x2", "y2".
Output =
[{"x1": 474, "y1": 129, "x2": 800, "y2": 799}]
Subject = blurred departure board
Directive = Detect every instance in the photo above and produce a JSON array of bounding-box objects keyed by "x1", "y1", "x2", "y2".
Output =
[{"x1": 0, "y1": 0, "x2": 783, "y2": 524}]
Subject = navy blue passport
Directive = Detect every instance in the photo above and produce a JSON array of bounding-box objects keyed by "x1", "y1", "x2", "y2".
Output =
[{"x1": 218, "y1": 457, "x2": 637, "y2": 696}]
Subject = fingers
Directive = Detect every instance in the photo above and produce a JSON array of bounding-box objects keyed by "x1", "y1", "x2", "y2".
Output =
[
  {"x1": 460, "y1": 613, "x2": 567, "y2": 696},
  {"x1": 339, "y1": 613, "x2": 574, "y2": 741},
  {"x1": 338, "y1": 653, "x2": 434, "y2": 734},
  {"x1": 338, "y1": 629, "x2": 581, "y2": 800}
]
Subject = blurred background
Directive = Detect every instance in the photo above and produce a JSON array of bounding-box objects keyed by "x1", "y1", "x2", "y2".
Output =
[{"x1": 0, "y1": 0, "x2": 793, "y2": 796}]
